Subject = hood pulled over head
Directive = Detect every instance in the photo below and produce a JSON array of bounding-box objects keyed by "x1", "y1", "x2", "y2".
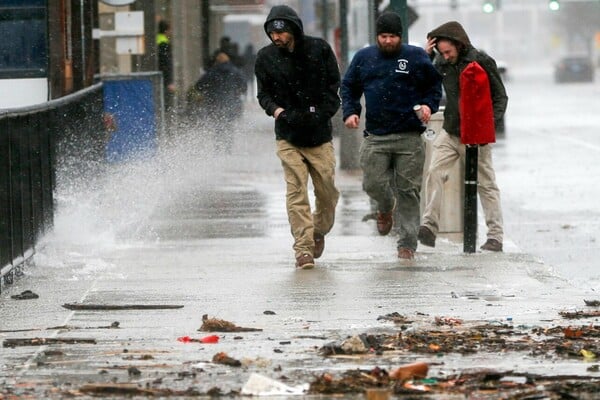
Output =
[
  {"x1": 263, "y1": 5, "x2": 303, "y2": 41},
  {"x1": 427, "y1": 21, "x2": 472, "y2": 48}
]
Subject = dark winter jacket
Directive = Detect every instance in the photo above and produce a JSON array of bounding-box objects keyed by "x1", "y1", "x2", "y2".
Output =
[
  {"x1": 341, "y1": 44, "x2": 442, "y2": 136},
  {"x1": 255, "y1": 5, "x2": 341, "y2": 148},
  {"x1": 194, "y1": 60, "x2": 247, "y2": 120},
  {"x1": 427, "y1": 21, "x2": 508, "y2": 137}
]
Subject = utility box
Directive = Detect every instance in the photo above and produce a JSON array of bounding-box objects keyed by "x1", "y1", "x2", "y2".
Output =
[
  {"x1": 421, "y1": 111, "x2": 464, "y2": 233},
  {"x1": 102, "y1": 72, "x2": 164, "y2": 163}
]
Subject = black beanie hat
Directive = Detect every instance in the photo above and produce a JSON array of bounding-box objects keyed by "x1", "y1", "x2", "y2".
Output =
[
  {"x1": 376, "y1": 12, "x2": 403, "y2": 36},
  {"x1": 266, "y1": 19, "x2": 293, "y2": 34}
]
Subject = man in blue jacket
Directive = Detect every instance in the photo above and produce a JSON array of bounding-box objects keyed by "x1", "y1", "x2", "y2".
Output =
[
  {"x1": 341, "y1": 11, "x2": 442, "y2": 260},
  {"x1": 255, "y1": 5, "x2": 341, "y2": 270}
]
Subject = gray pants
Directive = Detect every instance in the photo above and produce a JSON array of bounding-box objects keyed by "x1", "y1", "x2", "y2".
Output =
[{"x1": 359, "y1": 133, "x2": 425, "y2": 250}]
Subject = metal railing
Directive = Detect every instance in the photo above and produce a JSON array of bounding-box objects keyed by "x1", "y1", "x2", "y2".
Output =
[{"x1": 0, "y1": 83, "x2": 104, "y2": 292}]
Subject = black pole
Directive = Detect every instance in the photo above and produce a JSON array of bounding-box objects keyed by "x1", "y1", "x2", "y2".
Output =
[
  {"x1": 201, "y1": 0, "x2": 210, "y2": 69},
  {"x1": 321, "y1": 0, "x2": 328, "y2": 41},
  {"x1": 463, "y1": 145, "x2": 478, "y2": 253},
  {"x1": 389, "y1": 0, "x2": 409, "y2": 43},
  {"x1": 339, "y1": 0, "x2": 348, "y2": 73}
]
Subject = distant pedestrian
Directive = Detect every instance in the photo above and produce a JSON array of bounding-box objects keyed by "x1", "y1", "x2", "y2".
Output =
[
  {"x1": 254, "y1": 5, "x2": 341, "y2": 270},
  {"x1": 242, "y1": 44, "x2": 257, "y2": 101},
  {"x1": 192, "y1": 51, "x2": 247, "y2": 152},
  {"x1": 156, "y1": 19, "x2": 175, "y2": 117},
  {"x1": 341, "y1": 11, "x2": 442, "y2": 260},
  {"x1": 419, "y1": 21, "x2": 508, "y2": 252}
]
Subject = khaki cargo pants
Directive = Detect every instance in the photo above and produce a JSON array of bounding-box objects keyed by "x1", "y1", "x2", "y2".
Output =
[{"x1": 276, "y1": 140, "x2": 339, "y2": 259}]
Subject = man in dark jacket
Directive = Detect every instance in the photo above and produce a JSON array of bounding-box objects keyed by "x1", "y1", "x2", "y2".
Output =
[
  {"x1": 341, "y1": 11, "x2": 442, "y2": 260},
  {"x1": 418, "y1": 21, "x2": 508, "y2": 252},
  {"x1": 255, "y1": 5, "x2": 341, "y2": 270}
]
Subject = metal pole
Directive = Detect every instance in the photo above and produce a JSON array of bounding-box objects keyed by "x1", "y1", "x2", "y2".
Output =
[
  {"x1": 321, "y1": 0, "x2": 328, "y2": 42},
  {"x1": 463, "y1": 145, "x2": 478, "y2": 253},
  {"x1": 339, "y1": 0, "x2": 348, "y2": 73},
  {"x1": 389, "y1": 0, "x2": 409, "y2": 43},
  {"x1": 338, "y1": 0, "x2": 360, "y2": 171}
]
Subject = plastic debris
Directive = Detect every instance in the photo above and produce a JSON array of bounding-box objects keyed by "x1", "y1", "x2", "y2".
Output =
[
  {"x1": 389, "y1": 362, "x2": 429, "y2": 381},
  {"x1": 241, "y1": 373, "x2": 308, "y2": 396},
  {"x1": 177, "y1": 335, "x2": 219, "y2": 344}
]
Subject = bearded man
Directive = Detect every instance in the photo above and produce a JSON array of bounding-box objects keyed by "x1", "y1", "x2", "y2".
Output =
[{"x1": 341, "y1": 11, "x2": 442, "y2": 260}]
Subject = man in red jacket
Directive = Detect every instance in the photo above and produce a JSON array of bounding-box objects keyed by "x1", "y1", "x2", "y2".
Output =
[{"x1": 419, "y1": 21, "x2": 508, "y2": 252}]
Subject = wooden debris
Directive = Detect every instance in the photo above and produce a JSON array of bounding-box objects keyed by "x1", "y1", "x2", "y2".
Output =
[
  {"x1": 199, "y1": 314, "x2": 262, "y2": 332},
  {"x1": 212, "y1": 351, "x2": 242, "y2": 367},
  {"x1": 559, "y1": 310, "x2": 600, "y2": 319},
  {"x1": 3, "y1": 337, "x2": 96, "y2": 348},
  {"x1": 62, "y1": 303, "x2": 183, "y2": 310}
]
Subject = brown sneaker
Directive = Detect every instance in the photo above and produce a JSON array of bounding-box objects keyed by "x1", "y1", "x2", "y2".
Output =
[
  {"x1": 314, "y1": 233, "x2": 325, "y2": 259},
  {"x1": 398, "y1": 247, "x2": 415, "y2": 260},
  {"x1": 295, "y1": 253, "x2": 315, "y2": 270},
  {"x1": 480, "y1": 239, "x2": 503, "y2": 252},
  {"x1": 417, "y1": 225, "x2": 436, "y2": 247},
  {"x1": 376, "y1": 210, "x2": 393, "y2": 235}
]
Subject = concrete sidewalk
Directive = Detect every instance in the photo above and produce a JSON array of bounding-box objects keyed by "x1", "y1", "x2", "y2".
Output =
[{"x1": 0, "y1": 109, "x2": 596, "y2": 398}]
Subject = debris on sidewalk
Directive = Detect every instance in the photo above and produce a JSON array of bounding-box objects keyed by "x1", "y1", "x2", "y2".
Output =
[
  {"x1": 199, "y1": 314, "x2": 262, "y2": 332},
  {"x1": 376, "y1": 312, "x2": 413, "y2": 324},
  {"x1": 389, "y1": 362, "x2": 429, "y2": 381},
  {"x1": 241, "y1": 373, "x2": 309, "y2": 396},
  {"x1": 0, "y1": 321, "x2": 120, "y2": 333},
  {"x1": 584, "y1": 299, "x2": 600, "y2": 307},
  {"x1": 307, "y1": 367, "x2": 600, "y2": 397},
  {"x1": 177, "y1": 334, "x2": 219, "y2": 344},
  {"x1": 62, "y1": 303, "x2": 183, "y2": 310},
  {"x1": 212, "y1": 351, "x2": 241, "y2": 367},
  {"x1": 11, "y1": 290, "x2": 39, "y2": 300},
  {"x1": 3, "y1": 337, "x2": 97, "y2": 348},
  {"x1": 560, "y1": 309, "x2": 600, "y2": 319}
]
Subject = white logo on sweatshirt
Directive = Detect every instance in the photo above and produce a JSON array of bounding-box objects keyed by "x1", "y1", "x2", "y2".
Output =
[{"x1": 395, "y1": 59, "x2": 409, "y2": 74}]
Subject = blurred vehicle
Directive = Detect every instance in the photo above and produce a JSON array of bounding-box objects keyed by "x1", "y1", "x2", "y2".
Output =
[
  {"x1": 497, "y1": 60, "x2": 508, "y2": 81},
  {"x1": 554, "y1": 56, "x2": 594, "y2": 83}
]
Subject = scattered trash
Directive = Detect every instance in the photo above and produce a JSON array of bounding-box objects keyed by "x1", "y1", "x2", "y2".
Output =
[
  {"x1": 499, "y1": 375, "x2": 528, "y2": 385},
  {"x1": 3, "y1": 337, "x2": 96, "y2": 348},
  {"x1": 199, "y1": 314, "x2": 262, "y2": 332},
  {"x1": 241, "y1": 373, "x2": 309, "y2": 396},
  {"x1": 62, "y1": 303, "x2": 183, "y2": 310},
  {"x1": 377, "y1": 312, "x2": 413, "y2": 324},
  {"x1": 263, "y1": 310, "x2": 276, "y2": 315},
  {"x1": 11, "y1": 290, "x2": 39, "y2": 300},
  {"x1": 177, "y1": 335, "x2": 219, "y2": 344},
  {"x1": 584, "y1": 299, "x2": 600, "y2": 307},
  {"x1": 389, "y1": 362, "x2": 429, "y2": 381},
  {"x1": 365, "y1": 388, "x2": 390, "y2": 400},
  {"x1": 560, "y1": 310, "x2": 600, "y2": 319},
  {"x1": 341, "y1": 335, "x2": 369, "y2": 354},
  {"x1": 434, "y1": 316, "x2": 463, "y2": 326},
  {"x1": 212, "y1": 352, "x2": 241, "y2": 367}
]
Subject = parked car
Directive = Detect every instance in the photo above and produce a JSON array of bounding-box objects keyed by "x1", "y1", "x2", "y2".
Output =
[{"x1": 554, "y1": 56, "x2": 594, "y2": 83}]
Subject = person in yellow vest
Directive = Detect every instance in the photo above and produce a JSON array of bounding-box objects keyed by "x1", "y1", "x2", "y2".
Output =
[{"x1": 157, "y1": 19, "x2": 175, "y2": 115}]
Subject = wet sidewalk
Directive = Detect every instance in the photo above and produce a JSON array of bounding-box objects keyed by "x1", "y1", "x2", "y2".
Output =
[{"x1": 1, "y1": 108, "x2": 598, "y2": 398}]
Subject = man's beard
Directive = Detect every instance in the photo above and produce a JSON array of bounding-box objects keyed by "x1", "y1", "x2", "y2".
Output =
[
  {"x1": 274, "y1": 38, "x2": 293, "y2": 51},
  {"x1": 377, "y1": 41, "x2": 401, "y2": 56}
]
